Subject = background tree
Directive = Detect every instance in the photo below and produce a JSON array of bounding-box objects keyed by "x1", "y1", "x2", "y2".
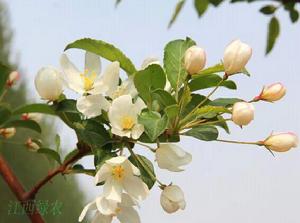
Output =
[{"x1": 0, "y1": 1, "x2": 86, "y2": 222}]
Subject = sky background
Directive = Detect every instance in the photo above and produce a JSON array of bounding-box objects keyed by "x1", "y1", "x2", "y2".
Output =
[{"x1": 5, "y1": 0, "x2": 300, "y2": 223}]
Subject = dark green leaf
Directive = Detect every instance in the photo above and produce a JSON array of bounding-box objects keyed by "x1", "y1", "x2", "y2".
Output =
[
  {"x1": 64, "y1": 148, "x2": 79, "y2": 163},
  {"x1": 164, "y1": 38, "x2": 196, "y2": 92},
  {"x1": 129, "y1": 154, "x2": 156, "y2": 189},
  {"x1": 53, "y1": 99, "x2": 79, "y2": 113},
  {"x1": 38, "y1": 148, "x2": 62, "y2": 164},
  {"x1": 214, "y1": 116, "x2": 230, "y2": 134},
  {"x1": 194, "y1": 0, "x2": 209, "y2": 17},
  {"x1": 134, "y1": 64, "x2": 166, "y2": 104},
  {"x1": 138, "y1": 132, "x2": 180, "y2": 143},
  {"x1": 183, "y1": 125, "x2": 218, "y2": 141},
  {"x1": 168, "y1": 0, "x2": 186, "y2": 28},
  {"x1": 209, "y1": 0, "x2": 223, "y2": 6},
  {"x1": 138, "y1": 111, "x2": 168, "y2": 142},
  {"x1": 4, "y1": 120, "x2": 41, "y2": 133},
  {"x1": 0, "y1": 105, "x2": 11, "y2": 125},
  {"x1": 266, "y1": 16, "x2": 280, "y2": 54},
  {"x1": 151, "y1": 89, "x2": 176, "y2": 110},
  {"x1": 71, "y1": 164, "x2": 95, "y2": 176},
  {"x1": 260, "y1": 5, "x2": 277, "y2": 15},
  {"x1": 94, "y1": 149, "x2": 116, "y2": 170},
  {"x1": 189, "y1": 74, "x2": 237, "y2": 91},
  {"x1": 165, "y1": 104, "x2": 180, "y2": 128},
  {"x1": 181, "y1": 94, "x2": 207, "y2": 117},
  {"x1": 290, "y1": 9, "x2": 299, "y2": 23},
  {"x1": 0, "y1": 63, "x2": 10, "y2": 95},
  {"x1": 13, "y1": 104, "x2": 56, "y2": 115},
  {"x1": 65, "y1": 38, "x2": 136, "y2": 75}
]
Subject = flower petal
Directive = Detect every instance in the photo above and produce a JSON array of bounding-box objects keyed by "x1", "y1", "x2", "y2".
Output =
[
  {"x1": 85, "y1": 51, "x2": 101, "y2": 75},
  {"x1": 76, "y1": 95, "x2": 110, "y2": 118},
  {"x1": 101, "y1": 61, "x2": 120, "y2": 97},
  {"x1": 131, "y1": 124, "x2": 144, "y2": 140},
  {"x1": 96, "y1": 196, "x2": 118, "y2": 215},
  {"x1": 92, "y1": 212, "x2": 113, "y2": 223},
  {"x1": 60, "y1": 54, "x2": 84, "y2": 93},
  {"x1": 117, "y1": 206, "x2": 141, "y2": 223},
  {"x1": 122, "y1": 175, "x2": 149, "y2": 201},
  {"x1": 121, "y1": 193, "x2": 139, "y2": 207},
  {"x1": 95, "y1": 163, "x2": 112, "y2": 185},
  {"x1": 103, "y1": 177, "x2": 123, "y2": 202},
  {"x1": 78, "y1": 200, "x2": 97, "y2": 222},
  {"x1": 106, "y1": 156, "x2": 127, "y2": 166}
]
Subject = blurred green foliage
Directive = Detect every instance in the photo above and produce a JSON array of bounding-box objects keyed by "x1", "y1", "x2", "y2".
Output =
[{"x1": 0, "y1": 2, "x2": 86, "y2": 222}]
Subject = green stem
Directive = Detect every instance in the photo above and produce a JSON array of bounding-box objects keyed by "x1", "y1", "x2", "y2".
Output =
[
  {"x1": 181, "y1": 118, "x2": 232, "y2": 130},
  {"x1": 129, "y1": 140, "x2": 156, "y2": 152},
  {"x1": 0, "y1": 89, "x2": 8, "y2": 102},
  {"x1": 216, "y1": 139, "x2": 264, "y2": 146}
]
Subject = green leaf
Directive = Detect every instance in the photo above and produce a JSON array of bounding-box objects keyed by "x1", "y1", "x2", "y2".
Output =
[
  {"x1": 138, "y1": 111, "x2": 168, "y2": 142},
  {"x1": 168, "y1": 0, "x2": 186, "y2": 28},
  {"x1": 260, "y1": 5, "x2": 277, "y2": 15},
  {"x1": 76, "y1": 120, "x2": 111, "y2": 150},
  {"x1": 71, "y1": 164, "x2": 95, "y2": 176},
  {"x1": 138, "y1": 132, "x2": 180, "y2": 143},
  {"x1": 0, "y1": 105, "x2": 11, "y2": 125},
  {"x1": 195, "y1": 105, "x2": 230, "y2": 119},
  {"x1": 64, "y1": 148, "x2": 79, "y2": 163},
  {"x1": 165, "y1": 104, "x2": 180, "y2": 128},
  {"x1": 189, "y1": 74, "x2": 237, "y2": 91},
  {"x1": 266, "y1": 16, "x2": 280, "y2": 54},
  {"x1": 0, "y1": 63, "x2": 11, "y2": 95},
  {"x1": 194, "y1": 0, "x2": 209, "y2": 17},
  {"x1": 64, "y1": 38, "x2": 136, "y2": 75},
  {"x1": 129, "y1": 154, "x2": 156, "y2": 189},
  {"x1": 55, "y1": 134, "x2": 61, "y2": 153},
  {"x1": 183, "y1": 125, "x2": 218, "y2": 141},
  {"x1": 290, "y1": 9, "x2": 299, "y2": 23},
  {"x1": 164, "y1": 37, "x2": 196, "y2": 92},
  {"x1": 13, "y1": 104, "x2": 55, "y2": 115},
  {"x1": 53, "y1": 99, "x2": 79, "y2": 113},
  {"x1": 214, "y1": 116, "x2": 230, "y2": 134},
  {"x1": 38, "y1": 148, "x2": 62, "y2": 164},
  {"x1": 4, "y1": 120, "x2": 42, "y2": 133},
  {"x1": 181, "y1": 94, "x2": 207, "y2": 117},
  {"x1": 151, "y1": 89, "x2": 177, "y2": 110},
  {"x1": 196, "y1": 63, "x2": 224, "y2": 76},
  {"x1": 134, "y1": 64, "x2": 166, "y2": 104},
  {"x1": 94, "y1": 149, "x2": 116, "y2": 170},
  {"x1": 209, "y1": 98, "x2": 242, "y2": 107},
  {"x1": 209, "y1": 0, "x2": 223, "y2": 7}
]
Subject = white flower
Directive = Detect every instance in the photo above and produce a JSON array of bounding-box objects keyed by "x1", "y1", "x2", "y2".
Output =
[
  {"x1": 231, "y1": 102, "x2": 255, "y2": 126},
  {"x1": 0, "y1": 128, "x2": 16, "y2": 139},
  {"x1": 263, "y1": 132, "x2": 298, "y2": 152},
  {"x1": 184, "y1": 46, "x2": 206, "y2": 75},
  {"x1": 223, "y1": 39, "x2": 252, "y2": 75},
  {"x1": 112, "y1": 76, "x2": 138, "y2": 99},
  {"x1": 25, "y1": 138, "x2": 40, "y2": 152},
  {"x1": 79, "y1": 193, "x2": 140, "y2": 223},
  {"x1": 35, "y1": 67, "x2": 64, "y2": 101},
  {"x1": 156, "y1": 144, "x2": 192, "y2": 172},
  {"x1": 257, "y1": 82, "x2": 286, "y2": 102},
  {"x1": 60, "y1": 51, "x2": 120, "y2": 118},
  {"x1": 95, "y1": 156, "x2": 149, "y2": 202},
  {"x1": 160, "y1": 185, "x2": 186, "y2": 214},
  {"x1": 108, "y1": 95, "x2": 145, "y2": 139},
  {"x1": 21, "y1": 113, "x2": 43, "y2": 122}
]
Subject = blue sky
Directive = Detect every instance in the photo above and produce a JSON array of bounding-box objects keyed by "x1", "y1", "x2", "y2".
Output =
[{"x1": 5, "y1": 1, "x2": 300, "y2": 222}]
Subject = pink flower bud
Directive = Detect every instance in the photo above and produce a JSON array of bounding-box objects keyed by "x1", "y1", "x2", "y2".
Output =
[
  {"x1": 0, "y1": 128, "x2": 16, "y2": 139},
  {"x1": 6, "y1": 71, "x2": 20, "y2": 87},
  {"x1": 223, "y1": 39, "x2": 252, "y2": 75},
  {"x1": 263, "y1": 132, "x2": 298, "y2": 152},
  {"x1": 257, "y1": 83, "x2": 286, "y2": 102},
  {"x1": 184, "y1": 46, "x2": 206, "y2": 75},
  {"x1": 25, "y1": 138, "x2": 40, "y2": 151},
  {"x1": 232, "y1": 102, "x2": 255, "y2": 126},
  {"x1": 21, "y1": 113, "x2": 42, "y2": 122}
]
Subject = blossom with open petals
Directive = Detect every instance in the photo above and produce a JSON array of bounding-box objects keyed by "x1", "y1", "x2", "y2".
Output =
[
  {"x1": 95, "y1": 156, "x2": 149, "y2": 202},
  {"x1": 79, "y1": 193, "x2": 140, "y2": 223},
  {"x1": 156, "y1": 144, "x2": 192, "y2": 172},
  {"x1": 108, "y1": 95, "x2": 145, "y2": 139}
]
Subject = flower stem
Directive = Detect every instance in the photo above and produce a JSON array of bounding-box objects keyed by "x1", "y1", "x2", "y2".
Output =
[{"x1": 216, "y1": 139, "x2": 264, "y2": 146}]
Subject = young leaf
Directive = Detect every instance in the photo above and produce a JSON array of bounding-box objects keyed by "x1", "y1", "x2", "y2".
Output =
[
  {"x1": 260, "y1": 5, "x2": 277, "y2": 15},
  {"x1": 71, "y1": 164, "x2": 95, "y2": 176},
  {"x1": 189, "y1": 74, "x2": 237, "y2": 91},
  {"x1": 4, "y1": 120, "x2": 42, "y2": 133},
  {"x1": 64, "y1": 38, "x2": 136, "y2": 75},
  {"x1": 138, "y1": 111, "x2": 168, "y2": 142},
  {"x1": 128, "y1": 154, "x2": 156, "y2": 189},
  {"x1": 55, "y1": 134, "x2": 61, "y2": 153},
  {"x1": 266, "y1": 16, "x2": 280, "y2": 54},
  {"x1": 94, "y1": 148, "x2": 116, "y2": 170},
  {"x1": 13, "y1": 104, "x2": 56, "y2": 115},
  {"x1": 38, "y1": 148, "x2": 62, "y2": 164},
  {"x1": 151, "y1": 89, "x2": 177, "y2": 110},
  {"x1": 183, "y1": 125, "x2": 218, "y2": 141},
  {"x1": 194, "y1": 0, "x2": 209, "y2": 17},
  {"x1": 195, "y1": 105, "x2": 230, "y2": 119},
  {"x1": 168, "y1": 0, "x2": 186, "y2": 28},
  {"x1": 209, "y1": 98, "x2": 242, "y2": 107},
  {"x1": 134, "y1": 64, "x2": 166, "y2": 104},
  {"x1": 196, "y1": 63, "x2": 224, "y2": 76},
  {"x1": 165, "y1": 104, "x2": 180, "y2": 128},
  {"x1": 164, "y1": 37, "x2": 196, "y2": 93}
]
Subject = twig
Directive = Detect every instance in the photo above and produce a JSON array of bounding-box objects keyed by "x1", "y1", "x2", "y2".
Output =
[{"x1": 0, "y1": 154, "x2": 45, "y2": 223}]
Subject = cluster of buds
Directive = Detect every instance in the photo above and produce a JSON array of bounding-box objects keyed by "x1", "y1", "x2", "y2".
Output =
[{"x1": 25, "y1": 138, "x2": 40, "y2": 152}]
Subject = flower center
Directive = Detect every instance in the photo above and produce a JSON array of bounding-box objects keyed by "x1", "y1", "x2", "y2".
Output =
[
  {"x1": 121, "y1": 116, "x2": 134, "y2": 130},
  {"x1": 80, "y1": 69, "x2": 97, "y2": 91},
  {"x1": 112, "y1": 165, "x2": 125, "y2": 180}
]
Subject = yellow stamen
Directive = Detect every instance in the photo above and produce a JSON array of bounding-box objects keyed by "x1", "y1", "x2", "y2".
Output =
[
  {"x1": 112, "y1": 165, "x2": 125, "y2": 180},
  {"x1": 121, "y1": 116, "x2": 134, "y2": 130},
  {"x1": 80, "y1": 69, "x2": 97, "y2": 91}
]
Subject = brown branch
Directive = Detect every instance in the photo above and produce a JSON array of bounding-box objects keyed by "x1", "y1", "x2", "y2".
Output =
[
  {"x1": 24, "y1": 142, "x2": 91, "y2": 200},
  {"x1": 0, "y1": 154, "x2": 45, "y2": 223}
]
